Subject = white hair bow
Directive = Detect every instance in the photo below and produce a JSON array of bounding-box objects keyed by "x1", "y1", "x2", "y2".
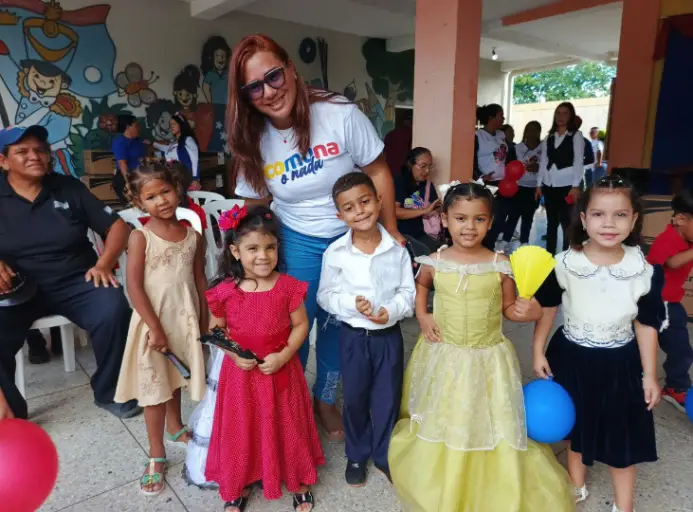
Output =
[{"x1": 438, "y1": 179, "x2": 498, "y2": 199}]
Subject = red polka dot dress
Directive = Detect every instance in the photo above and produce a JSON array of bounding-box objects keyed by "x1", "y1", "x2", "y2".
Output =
[{"x1": 204, "y1": 274, "x2": 325, "y2": 502}]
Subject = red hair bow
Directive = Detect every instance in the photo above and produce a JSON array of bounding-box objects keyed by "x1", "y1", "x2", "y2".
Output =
[{"x1": 218, "y1": 205, "x2": 248, "y2": 232}]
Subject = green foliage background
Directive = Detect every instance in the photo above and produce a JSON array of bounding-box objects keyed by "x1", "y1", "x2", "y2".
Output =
[{"x1": 513, "y1": 62, "x2": 616, "y2": 105}]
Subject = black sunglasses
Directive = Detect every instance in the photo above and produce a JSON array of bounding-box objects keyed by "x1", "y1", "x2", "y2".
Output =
[{"x1": 241, "y1": 67, "x2": 286, "y2": 100}]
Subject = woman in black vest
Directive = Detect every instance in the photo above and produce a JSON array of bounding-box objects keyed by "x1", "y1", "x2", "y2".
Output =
[{"x1": 536, "y1": 102, "x2": 584, "y2": 255}]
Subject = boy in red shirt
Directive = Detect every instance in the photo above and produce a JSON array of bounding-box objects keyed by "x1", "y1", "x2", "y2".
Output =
[{"x1": 646, "y1": 190, "x2": 693, "y2": 410}]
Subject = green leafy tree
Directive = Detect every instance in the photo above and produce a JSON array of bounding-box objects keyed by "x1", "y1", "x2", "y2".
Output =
[{"x1": 513, "y1": 62, "x2": 616, "y2": 104}]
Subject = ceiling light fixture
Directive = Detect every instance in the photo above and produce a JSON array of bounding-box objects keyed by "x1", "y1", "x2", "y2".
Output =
[{"x1": 491, "y1": 47, "x2": 498, "y2": 61}]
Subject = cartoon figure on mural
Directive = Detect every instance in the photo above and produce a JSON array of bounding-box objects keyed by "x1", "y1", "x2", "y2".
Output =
[
  {"x1": 0, "y1": 0, "x2": 117, "y2": 177},
  {"x1": 200, "y1": 35, "x2": 230, "y2": 153},
  {"x1": 173, "y1": 65, "x2": 200, "y2": 130},
  {"x1": 116, "y1": 62, "x2": 159, "y2": 108},
  {"x1": 145, "y1": 98, "x2": 177, "y2": 146}
]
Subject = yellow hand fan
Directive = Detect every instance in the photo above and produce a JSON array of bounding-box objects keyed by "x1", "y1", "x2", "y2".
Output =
[{"x1": 510, "y1": 245, "x2": 556, "y2": 299}]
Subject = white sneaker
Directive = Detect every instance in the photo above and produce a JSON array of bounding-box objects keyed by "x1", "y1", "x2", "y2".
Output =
[
  {"x1": 575, "y1": 485, "x2": 589, "y2": 503},
  {"x1": 612, "y1": 505, "x2": 636, "y2": 512}
]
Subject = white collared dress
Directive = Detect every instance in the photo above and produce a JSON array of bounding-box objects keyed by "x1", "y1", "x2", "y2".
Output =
[{"x1": 535, "y1": 245, "x2": 665, "y2": 468}]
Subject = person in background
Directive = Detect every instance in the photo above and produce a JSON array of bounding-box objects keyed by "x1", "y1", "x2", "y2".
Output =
[
  {"x1": 473, "y1": 104, "x2": 517, "y2": 252},
  {"x1": 575, "y1": 116, "x2": 595, "y2": 189},
  {"x1": 501, "y1": 124, "x2": 516, "y2": 147},
  {"x1": 153, "y1": 113, "x2": 201, "y2": 191},
  {"x1": 384, "y1": 110, "x2": 413, "y2": 176},
  {"x1": 318, "y1": 172, "x2": 415, "y2": 486},
  {"x1": 505, "y1": 121, "x2": 542, "y2": 247},
  {"x1": 536, "y1": 102, "x2": 585, "y2": 255},
  {"x1": 227, "y1": 34, "x2": 403, "y2": 441},
  {"x1": 112, "y1": 114, "x2": 148, "y2": 205},
  {"x1": 394, "y1": 147, "x2": 442, "y2": 253},
  {"x1": 589, "y1": 127, "x2": 606, "y2": 185},
  {"x1": 646, "y1": 190, "x2": 693, "y2": 411}
]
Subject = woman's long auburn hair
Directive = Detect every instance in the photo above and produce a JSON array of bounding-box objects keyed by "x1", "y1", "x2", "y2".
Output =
[{"x1": 227, "y1": 34, "x2": 341, "y2": 195}]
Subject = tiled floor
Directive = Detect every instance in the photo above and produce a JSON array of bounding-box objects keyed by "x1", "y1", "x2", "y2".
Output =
[{"x1": 24, "y1": 209, "x2": 693, "y2": 511}]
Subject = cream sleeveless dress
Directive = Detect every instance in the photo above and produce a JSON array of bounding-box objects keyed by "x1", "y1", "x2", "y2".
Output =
[{"x1": 115, "y1": 227, "x2": 206, "y2": 406}]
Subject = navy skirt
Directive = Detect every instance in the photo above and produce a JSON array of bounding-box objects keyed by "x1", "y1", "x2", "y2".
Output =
[{"x1": 546, "y1": 329, "x2": 657, "y2": 468}]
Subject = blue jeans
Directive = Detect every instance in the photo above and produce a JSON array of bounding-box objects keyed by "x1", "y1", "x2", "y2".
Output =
[{"x1": 281, "y1": 225, "x2": 344, "y2": 404}]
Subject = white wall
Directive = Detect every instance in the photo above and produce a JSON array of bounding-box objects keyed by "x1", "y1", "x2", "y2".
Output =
[{"x1": 477, "y1": 59, "x2": 505, "y2": 106}]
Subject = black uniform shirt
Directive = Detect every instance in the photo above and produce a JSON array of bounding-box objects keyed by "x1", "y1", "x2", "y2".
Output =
[{"x1": 0, "y1": 172, "x2": 120, "y2": 287}]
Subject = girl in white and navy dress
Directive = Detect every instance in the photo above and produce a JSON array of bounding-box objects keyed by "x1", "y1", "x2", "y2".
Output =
[
  {"x1": 505, "y1": 121, "x2": 542, "y2": 245},
  {"x1": 533, "y1": 176, "x2": 665, "y2": 512},
  {"x1": 537, "y1": 102, "x2": 585, "y2": 255}
]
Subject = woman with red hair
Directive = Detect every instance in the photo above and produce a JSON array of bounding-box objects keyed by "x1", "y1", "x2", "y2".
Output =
[{"x1": 217, "y1": 34, "x2": 403, "y2": 506}]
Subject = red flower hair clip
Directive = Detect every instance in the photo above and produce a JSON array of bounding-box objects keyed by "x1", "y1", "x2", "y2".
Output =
[{"x1": 218, "y1": 205, "x2": 248, "y2": 232}]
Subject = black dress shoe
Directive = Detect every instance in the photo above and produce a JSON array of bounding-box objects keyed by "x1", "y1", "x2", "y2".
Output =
[
  {"x1": 345, "y1": 460, "x2": 367, "y2": 487},
  {"x1": 95, "y1": 399, "x2": 143, "y2": 419}
]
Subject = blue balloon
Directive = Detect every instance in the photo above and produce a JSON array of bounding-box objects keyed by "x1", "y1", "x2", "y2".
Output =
[
  {"x1": 686, "y1": 386, "x2": 693, "y2": 423},
  {"x1": 523, "y1": 379, "x2": 576, "y2": 444}
]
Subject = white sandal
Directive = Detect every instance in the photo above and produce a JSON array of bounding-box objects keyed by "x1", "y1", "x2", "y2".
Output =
[{"x1": 575, "y1": 484, "x2": 589, "y2": 503}]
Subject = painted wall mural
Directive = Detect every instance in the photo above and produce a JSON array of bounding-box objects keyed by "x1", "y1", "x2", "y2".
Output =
[
  {"x1": 0, "y1": 0, "x2": 232, "y2": 177},
  {"x1": 0, "y1": 0, "x2": 118, "y2": 176},
  {"x1": 360, "y1": 38, "x2": 414, "y2": 138},
  {"x1": 0, "y1": 1, "x2": 407, "y2": 177}
]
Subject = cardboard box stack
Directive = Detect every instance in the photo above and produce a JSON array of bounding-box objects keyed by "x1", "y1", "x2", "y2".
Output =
[{"x1": 80, "y1": 150, "x2": 118, "y2": 207}]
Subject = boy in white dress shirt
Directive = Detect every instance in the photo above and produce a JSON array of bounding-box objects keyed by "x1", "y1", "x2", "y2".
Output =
[{"x1": 318, "y1": 172, "x2": 415, "y2": 487}]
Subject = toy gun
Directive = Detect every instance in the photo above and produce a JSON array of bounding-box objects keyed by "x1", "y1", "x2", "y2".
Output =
[{"x1": 200, "y1": 327, "x2": 264, "y2": 364}]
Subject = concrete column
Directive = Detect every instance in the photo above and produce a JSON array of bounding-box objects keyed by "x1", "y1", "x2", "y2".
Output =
[
  {"x1": 608, "y1": 0, "x2": 661, "y2": 169},
  {"x1": 412, "y1": 0, "x2": 482, "y2": 183}
]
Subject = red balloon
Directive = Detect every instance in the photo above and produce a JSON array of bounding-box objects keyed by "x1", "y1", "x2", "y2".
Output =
[
  {"x1": 0, "y1": 419, "x2": 59, "y2": 511},
  {"x1": 498, "y1": 179, "x2": 519, "y2": 198},
  {"x1": 505, "y1": 160, "x2": 526, "y2": 182}
]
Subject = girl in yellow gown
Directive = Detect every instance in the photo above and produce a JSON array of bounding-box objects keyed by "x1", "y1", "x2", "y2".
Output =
[{"x1": 389, "y1": 182, "x2": 575, "y2": 512}]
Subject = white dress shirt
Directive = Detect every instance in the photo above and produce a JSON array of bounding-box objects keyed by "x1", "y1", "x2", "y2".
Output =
[
  {"x1": 538, "y1": 130, "x2": 585, "y2": 188},
  {"x1": 317, "y1": 224, "x2": 416, "y2": 330}
]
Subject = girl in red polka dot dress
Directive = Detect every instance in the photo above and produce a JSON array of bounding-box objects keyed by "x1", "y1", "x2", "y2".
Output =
[{"x1": 204, "y1": 205, "x2": 324, "y2": 512}]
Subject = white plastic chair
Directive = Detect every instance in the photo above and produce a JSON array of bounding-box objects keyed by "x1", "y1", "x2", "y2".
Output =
[
  {"x1": 118, "y1": 207, "x2": 202, "y2": 234},
  {"x1": 187, "y1": 190, "x2": 225, "y2": 206},
  {"x1": 201, "y1": 199, "x2": 245, "y2": 279},
  {"x1": 15, "y1": 315, "x2": 81, "y2": 398}
]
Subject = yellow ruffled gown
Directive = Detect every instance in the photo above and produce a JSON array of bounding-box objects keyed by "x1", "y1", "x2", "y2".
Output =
[{"x1": 388, "y1": 256, "x2": 575, "y2": 512}]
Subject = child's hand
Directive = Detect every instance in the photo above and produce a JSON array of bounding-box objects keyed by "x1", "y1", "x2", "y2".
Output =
[
  {"x1": 513, "y1": 298, "x2": 542, "y2": 322},
  {"x1": 643, "y1": 375, "x2": 661, "y2": 411},
  {"x1": 355, "y1": 296, "x2": 373, "y2": 316},
  {"x1": 147, "y1": 329, "x2": 169, "y2": 352},
  {"x1": 533, "y1": 354, "x2": 553, "y2": 379},
  {"x1": 419, "y1": 314, "x2": 441, "y2": 343},
  {"x1": 367, "y1": 307, "x2": 390, "y2": 325},
  {"x1": 258, "y1": 352, "x2": 288, "y2": 375},
  {"x1": 226, "y1": 350, "x2": 257, "y2": 371}
]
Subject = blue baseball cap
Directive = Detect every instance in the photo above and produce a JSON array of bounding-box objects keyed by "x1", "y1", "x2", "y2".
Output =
[{"x1": 0, "y1": 125, "x2": 49, "y2": 153}]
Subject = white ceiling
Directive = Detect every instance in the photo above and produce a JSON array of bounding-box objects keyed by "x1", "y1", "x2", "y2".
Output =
[{"x1": 182, "y1": 0, "x2": 623, "y2": 69}]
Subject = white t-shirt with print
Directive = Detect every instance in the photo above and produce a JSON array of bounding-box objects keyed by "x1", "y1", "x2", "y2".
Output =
[
  {"x1": 515, "y1": 142, "x2": 542, "y2": 188},
  {"x1": 235, "y1": 100, "x2": 384, "y2": 239},
  {"x1": 476, "y1": 129, "x2": 508, "y2": 181}
]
